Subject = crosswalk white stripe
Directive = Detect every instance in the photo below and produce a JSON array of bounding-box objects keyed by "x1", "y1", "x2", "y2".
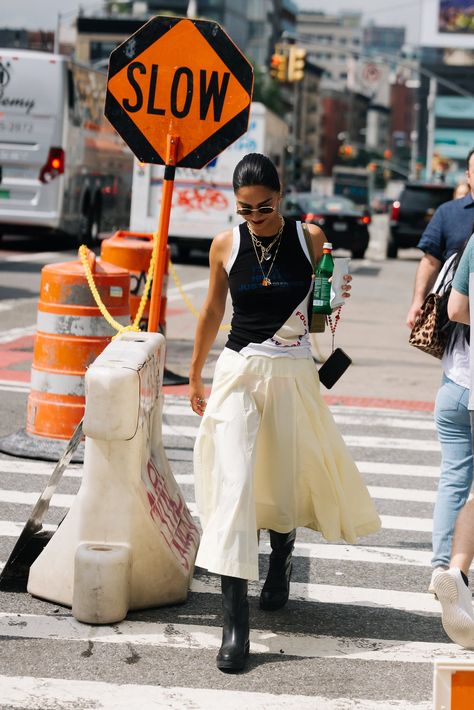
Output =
[
  {"x1": 0, "y1": 485, "x2": 436, "y2": 512},
  {"x1": 162, "y1": 477, "x2": 440, "y2": 501},
  {"x1": 263, "y1": 541, "x2": 432, "y2": 567},
  {"x1": 0, "y1": 675, "x2": 431, "y2": 710},
  {"x1": 1, "y1": 613, "x2": 469, "y2": 664},
  {"x1": 164, "y1": 404, "x2": 436, "y2": 431},
  {"x1": 367, "y1": 485, "x2": 436, "y2": 503},
  {"x1": 0, "y1": 458, "x2": 440, "y2": 481},
  {"x1": 1, "y1": 473, "x2": 436, "y2": 505},
  {"x1": 357, "y1": 461, "x2": 439, "y2": 478},
  {"x1": 344, "y1": 435, "x2": 440, "y2": 451},
  {"x1": 0, "y1": 381, "x2": 30, "y2": 393},
  {"x1": 0, "y1": 489, "x2": 76, "y2": 508},
  {"x1": 381, "y1": 515, "x2": 432, "y2": 532},
  {"x1": 333, "y1": 413, "x2": 436, "y2": 430},
  {"x1": 161, "y1": 424, "x2": 441, "y2": 451},
  {"x1": 0, "y1": 499, "x2": 432, "y2": 534},
  {"x1": 4, "y1": 479, "x2": 435, "y2": 505},
  {"x1": 162, "y1": 423, "x2": 199, "y2": 438},
  {"x1": 0, "y1": 325, "x2": 36, "y2": 343},
  {"x1": 0, "y1": 460, "x2": 82, "y2": 477},
  {"x1": 0, "y1": 521, "x2": 56, "y2": 537},
  {"x1": 190, "y1": 577, "x2": 441, "y2": 614},
  {"x1": 0, "y1": 523, "x2": 432, "y2": 568}
]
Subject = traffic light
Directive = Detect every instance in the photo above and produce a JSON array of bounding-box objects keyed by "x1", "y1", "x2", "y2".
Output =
[
  {"x1": 288, "y1": 46, "x2": 306, "y2": 82},
  {"x1": 270, "y1": 52, "x2": 288, "y2": 82},
  {"x1": 339, "y1": 144, "x2": 354, "y2": 158}
]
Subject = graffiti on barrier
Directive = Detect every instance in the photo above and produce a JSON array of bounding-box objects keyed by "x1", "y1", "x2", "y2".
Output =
[{"x1": 143, "y1": 457, "x2": 199, "y2": 572}]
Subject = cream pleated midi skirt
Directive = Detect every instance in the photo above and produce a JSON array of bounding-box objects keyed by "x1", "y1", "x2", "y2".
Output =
[{"x1": 194, "y1": 348, "x2": 381, "y2": 581}]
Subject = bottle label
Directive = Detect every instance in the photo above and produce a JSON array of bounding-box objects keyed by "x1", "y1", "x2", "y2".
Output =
[{"x1": 312, "y1": 276, "x2": 332, "y2": 313}]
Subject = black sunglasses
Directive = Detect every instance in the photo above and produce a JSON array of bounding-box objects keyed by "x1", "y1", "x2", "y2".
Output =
[{"x1": 236, "y1": 205, "x2": 275, "y2": 216}]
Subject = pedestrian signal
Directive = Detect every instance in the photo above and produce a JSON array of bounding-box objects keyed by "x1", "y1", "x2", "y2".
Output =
[
  {"x1": 288, "y1": 46, "x2": 306, "y2": 82},
  {"x1": 270, "y1": 52, "x2": 288, "y2": 82}
]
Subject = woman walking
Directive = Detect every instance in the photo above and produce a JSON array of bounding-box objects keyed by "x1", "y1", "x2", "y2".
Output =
[{"x1": 189, "y1": 153, "x2": 381, "y2": 672}]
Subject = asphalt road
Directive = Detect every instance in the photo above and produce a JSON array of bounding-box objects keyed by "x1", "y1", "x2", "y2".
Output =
[{"x1": 0, "y1": 221, "x2": 462, "y2": 710}]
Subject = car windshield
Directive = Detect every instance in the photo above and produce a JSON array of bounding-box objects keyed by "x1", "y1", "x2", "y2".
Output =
[{"x1": 400, "y1": 186, "x2": 453, "y2": 211}]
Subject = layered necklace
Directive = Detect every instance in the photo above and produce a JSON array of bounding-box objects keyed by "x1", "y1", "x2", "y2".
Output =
[{"x1": 247, "y1": 216, "x2": 285, "y2": 287}]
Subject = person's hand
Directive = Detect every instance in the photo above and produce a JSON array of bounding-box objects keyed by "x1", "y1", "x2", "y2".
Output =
[
  {"x1": 406, "y1": 301, "x2": 423, "y2": 329},
  {"x1": 189, "y1": 379, "x2": 207, "y2": 416}
]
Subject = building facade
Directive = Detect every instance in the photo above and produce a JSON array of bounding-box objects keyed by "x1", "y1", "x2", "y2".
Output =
[{"x1": 296, "y1": 11, "x2": 362, "y2": 91}]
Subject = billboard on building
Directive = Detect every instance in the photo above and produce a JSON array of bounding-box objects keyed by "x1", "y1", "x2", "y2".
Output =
[
  {"x1": 434, "y1": 127, "x2": 474, "y2": 159},
  {"x1": 439, "y1": 1, "x2": 474, "y2": 34},
  {"x1": 421, "y1": 0, "x2": 474, "y2": 47},
  {"x1": 435, "y1": 96, "x2": 474, "y2": 119}
]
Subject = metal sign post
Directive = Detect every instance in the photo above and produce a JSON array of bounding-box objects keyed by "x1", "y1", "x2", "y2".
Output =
[{"x1": 148, "y1": 134, "x2": 179, "y2": 332}]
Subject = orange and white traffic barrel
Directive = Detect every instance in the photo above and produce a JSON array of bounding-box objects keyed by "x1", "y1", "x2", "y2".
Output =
[
  {"x1": 101, "y1": 231, "x2": 169, "y2": 333},
  {"x1": 26, "y1": 255, "x2": 130, "y2": 440}
]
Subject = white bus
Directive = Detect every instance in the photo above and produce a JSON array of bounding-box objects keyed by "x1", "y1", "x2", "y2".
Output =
[{"x1": 0, "y1": 49, "x2": 133, "y2": 244}]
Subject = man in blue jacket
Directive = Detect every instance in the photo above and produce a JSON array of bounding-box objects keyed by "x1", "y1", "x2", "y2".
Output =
[{"x1": 406, "y1": 149, "x2": 474, "y2": 329}]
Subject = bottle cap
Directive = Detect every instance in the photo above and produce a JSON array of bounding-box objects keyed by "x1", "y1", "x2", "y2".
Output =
[{"x1": 323, "y1": 242, "x2": 333, "y2": 250}]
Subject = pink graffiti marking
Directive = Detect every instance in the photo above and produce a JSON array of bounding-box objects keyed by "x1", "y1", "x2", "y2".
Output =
[
  {"x1": 145, "y1": 459, "x2": 199, "y2": 571},
  {"x1": 175, "y1": 187, "x2": 229, "y2": 213}
]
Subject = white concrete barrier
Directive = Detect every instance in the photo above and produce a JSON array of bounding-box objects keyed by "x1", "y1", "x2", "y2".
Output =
[{"x1": 27, "y1": 332, "x2": 199, "y2": 623}]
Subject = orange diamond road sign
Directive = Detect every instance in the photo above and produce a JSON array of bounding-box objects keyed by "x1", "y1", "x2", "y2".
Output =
[{"x1": 105, "y1": 16, "x2": 254, "y2": 168}]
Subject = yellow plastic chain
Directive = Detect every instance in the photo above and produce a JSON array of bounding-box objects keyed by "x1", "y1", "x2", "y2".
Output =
[
  {"x1": 79, "y1": 234, "x2": 157, "y2": 338},
  {"x1": 80, "y1": 236, "x2": 230, "y2": 336},
  {"x1": 168, "y1": 256, "x2": 230, "y2": 332}
]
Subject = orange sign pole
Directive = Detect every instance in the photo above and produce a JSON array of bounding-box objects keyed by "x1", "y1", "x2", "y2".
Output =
[{"x1": 148, "y1": 134, "x2": 180, "y2": 333}]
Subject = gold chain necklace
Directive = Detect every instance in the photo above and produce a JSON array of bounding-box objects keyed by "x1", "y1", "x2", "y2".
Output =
[
  {"x1": 248, "y1": 229, "x2": 281, "y2": 262},
  {"x1": 248, "y1": 217, "x2": 285, "y2": 286}
]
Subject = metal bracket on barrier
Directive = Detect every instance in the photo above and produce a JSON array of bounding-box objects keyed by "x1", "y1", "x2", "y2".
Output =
[{"x1": 0, "y1": 420, "x2": 83, "y2": 591}]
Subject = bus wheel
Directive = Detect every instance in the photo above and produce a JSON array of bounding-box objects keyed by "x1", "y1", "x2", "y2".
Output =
[{"x1": 80, "y1": 201, "x2": 101, "y2": 248}]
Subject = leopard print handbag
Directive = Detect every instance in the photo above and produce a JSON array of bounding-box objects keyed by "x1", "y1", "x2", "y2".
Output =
[{"x1": 409, "y1": 291, "x2": 448, "y2": 360}]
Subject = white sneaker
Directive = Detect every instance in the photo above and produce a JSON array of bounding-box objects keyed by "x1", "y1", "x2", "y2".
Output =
[
  {"x1": 429, "y1": 567, "x2": 448, "y2": 595},
  {"x1": 433, "y1": 567, "x2": 474, "y2": 649}
]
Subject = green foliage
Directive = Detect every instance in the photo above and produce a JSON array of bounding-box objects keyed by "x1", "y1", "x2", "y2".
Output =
[{"x1": 250, "y1": 60, "x2": 283, "y2": 115}]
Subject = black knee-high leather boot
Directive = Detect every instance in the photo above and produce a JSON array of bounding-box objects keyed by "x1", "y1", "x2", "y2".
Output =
[
  {"x1": 260, "y1": 529, "x2": 296, "y2": 611},
  {"x1": 216, "y1": 575, "x2": 250, "y2": 672}
]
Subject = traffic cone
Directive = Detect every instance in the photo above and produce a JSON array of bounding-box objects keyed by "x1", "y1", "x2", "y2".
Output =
[
  {"x1": 0, "y1": 252, "x2": 130, "y2": 462},
  {"x1": 101, "y1": 230, "x2": 189, "y2": 386}
]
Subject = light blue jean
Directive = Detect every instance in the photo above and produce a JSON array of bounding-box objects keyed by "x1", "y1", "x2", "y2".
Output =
[{"x1": 432, "y1": 374, "x2": 473, "y2": 568}]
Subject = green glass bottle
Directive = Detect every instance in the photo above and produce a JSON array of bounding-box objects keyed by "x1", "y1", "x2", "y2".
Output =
[{"x1": 312, "y1": 242, "x2": 334, "y2": 315}]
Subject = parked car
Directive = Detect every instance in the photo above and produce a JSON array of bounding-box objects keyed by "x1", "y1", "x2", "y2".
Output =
[
  {"x1": 281, "y1": 192, "x2": 371, "y2": 258},
  {"x1": 387, "y1": 182, "x2": 454, "y2": 258},
  {"x1": 371, "y1": 191, "x2": 392, "y2": 214}
]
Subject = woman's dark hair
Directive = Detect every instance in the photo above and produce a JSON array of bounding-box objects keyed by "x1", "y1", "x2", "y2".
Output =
[
  {"x1": 438, "y1": 229, "x2": 472, "y2": 354},
  {"x1": 232, "y1": 153, "x2": 281, "y2": 193}
]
